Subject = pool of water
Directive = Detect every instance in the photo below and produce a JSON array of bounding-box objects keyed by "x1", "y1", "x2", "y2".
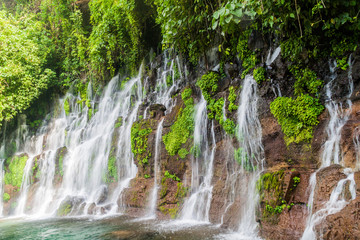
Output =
[{"x1": 0, "y1": 216, "x2": 227, "y2": 239}]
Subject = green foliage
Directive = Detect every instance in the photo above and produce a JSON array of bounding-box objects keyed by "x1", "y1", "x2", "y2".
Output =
[
  {"x1": 190, "y1": 145, "x2": 201, "y2": 158},
  {"x1": 270, "y1": 95, "x2": 324, "y2": 145},
  {"x1": 64, "y1": 98, "x2": 70, "y2": 116},
  {"x1": 234, "y1": 147, "x2": 255, "y2": 172},
  {"x1": 164, "y1": 170, "x2": 180, "y2": 182},
  {"x1": 115, "y1": 117, "x2": 123, "y2": 128},
  {"x1": 57, "y1": 203, "x2": 72, "y2": 216},
  {"x1": 4, "y1": 155, "x2": 28, "y2": 188},
  {"x1": 153, "y1": 0, "x2": 219, "y2": 65},
  {"x1": 89, "y1": 0, "x2": 140, "y2": 77},
  {"x1": 107, "y1": 156, "x2": 117, "y2": 182},
  {"x1": 197, "y1": 72, "x2": 220, "y2": 102},
  {"x1": 237, "y1": 30, "x2": 258, "y2": 78},
  {"x1": 3, "y1": 193, "x2": 10, "y2": 202},
  {"x1": 197, "y1": 73, "x2": 235, "y2": 135},
  {"x1": 163, "y1": 88, "x2": 194, "y2": 156},
  {"x1": 228, "y1": 86, "x2": 238, "y2": 112},
  {"x1": 253, "y1": 67, "x2": 266, "y2": 85},
  {"x1": 0, "y1": 10, "x2": 55, "y2": 126},
  {"x1": 178, "y1": 148, "x2": 189, "y2": 159},
  {"x1": 293, "y1": 176, "x2": 301, "y2": 188},
  {"x1": 131, "y1": 121, "x2": 152, "y2": 165},
  {"x1": 290, "y1": 67, "x2": 323, "y2": 96},
  {"x1": 212, "y1": 1, "x2": 256, "y2": 34},
  {"x1": 144, "y1": 174, "x2": 150, "y2": 179}
]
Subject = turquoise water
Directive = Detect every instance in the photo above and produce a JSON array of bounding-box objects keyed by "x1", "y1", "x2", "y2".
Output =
[{"x1": 0, "y1": 216, "x2": 223, "y2": 239}]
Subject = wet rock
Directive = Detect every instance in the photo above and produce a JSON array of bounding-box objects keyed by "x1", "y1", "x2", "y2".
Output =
[
  {"x1": 57, "y1": 196, "x2": 85, "y2": 216},
  {"x1": 149, "y1": 104, "x2": 166, "y2": 120},
  {"x1": 224, "y1": 63, "x2": 238, "y2": 79},
  {"x1": 95, "y1": 185, "x2": 108, "y2": 204},
  {"x1": 318, "y1": 195, "x2": 360, "y2": 239},
  {"x1": 313, "y1": 165, "x2": 347, "y2": 212}
]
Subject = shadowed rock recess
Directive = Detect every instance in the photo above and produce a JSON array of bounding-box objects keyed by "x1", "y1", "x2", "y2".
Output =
[{"x1": 1, "y1": 0, "x2": 360, "y2": 239}]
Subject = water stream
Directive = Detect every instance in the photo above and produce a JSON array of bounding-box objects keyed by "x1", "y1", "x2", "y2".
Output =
[
  {"x1": 147, "y1": 119, "x2": 164, "y2": 218},
  {"x1": 302, "y1": 57, "x2": 354, "y2": 239},
  {"x1": 180, "y1": 95, "x2": 216, "y2": 222}
]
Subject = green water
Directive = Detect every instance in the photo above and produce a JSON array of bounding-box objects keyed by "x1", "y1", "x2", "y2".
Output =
[{"x1": 0, "y1": 216, "x2": 223, "y2": 239}]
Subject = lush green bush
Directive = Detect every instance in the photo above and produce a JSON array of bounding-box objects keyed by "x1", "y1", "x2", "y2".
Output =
[
  {"x1": 0, "y1": 11, "x2": 55, "y2": 126},
  {"x1": 270, "y1": 94, "x2": 324, "y2": 145},
  {"x1": 163, "y1": 88, "x2": 195, "y2": 156},
  {"x1": 4, "y1": 155, "x2": 28, "y2": 188},
  {"x1": 291, "y1": 67, "x2": 323, "y2": 96},
  {"x1": 131, "y1": 121, "x2": 152, "y2": 165},
  {"x1": 253, "y1": 67, "x2": 266, "y2": 85},
  {"x1": 3, "y1": 192, "x2": 10, "y2": 202}
]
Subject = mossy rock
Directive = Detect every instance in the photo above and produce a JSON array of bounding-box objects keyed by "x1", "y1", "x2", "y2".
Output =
[{"x1": 4, "y1": 154, "x2": 29, "y2": 189}]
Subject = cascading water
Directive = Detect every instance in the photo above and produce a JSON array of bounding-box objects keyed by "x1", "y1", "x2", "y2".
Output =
[
  {"x1": 302, "y1": 56, "x2": 354, "y2": 239},
  {"x1": 7, "y1": 67, "x2": 145, "y2": 217},
  {"x1": 220, "y1": 75, "x2": 264, "y2": 238},
  {"x1": 180, "y1": 96, "x2": 216, "y2": 222},
  {"x1": 236, "y1": 75, "x2": 264, "y2": 235},
  {"x1": 146, "y1": 119, "x2": 164, "y2": 218},
  {"x1": 0, "y1": 159, "x2": 4, "y2": 216}
]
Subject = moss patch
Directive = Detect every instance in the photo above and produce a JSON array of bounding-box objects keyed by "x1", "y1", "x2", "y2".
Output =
[
  {"x1": 4, "y1": 155, "x2": 28, "y2": 189},
  {"x1": 131, "y1": 120, "x2": 152, "y2": 166},
  {"x1": 163, "y1": 88, "x2": 195, "y2": 156}
]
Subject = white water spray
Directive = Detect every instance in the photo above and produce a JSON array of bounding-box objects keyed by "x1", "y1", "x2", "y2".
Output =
[
  {"x1": 146, "y1": 119, "x2": 164, "y2": 218},
  {"x1": 302, "y1": 56, "x2": 354, "y2": 239},
  {"x1": 180, "y1": 96, "x2": 216, "y2": 222}
]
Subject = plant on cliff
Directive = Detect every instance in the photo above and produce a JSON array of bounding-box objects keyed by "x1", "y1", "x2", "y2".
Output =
[
  {"x1": 197, "y1": 72, "x2": 236, "y2": 135},
  {"x1": 0, "y1": 10, "x2": 55, "y2": 126},
  {"x1": 3, "y1": 193, "x2": 10, "y2": 202},
  {"x1": 228, "y1": 86, "x2": 238, "y2": 112},
  {"x1": 270, "y1": 94, "x2": 324, "y2": 145},
  {"x1": 131, "y1": 121, "x2": 152, "y2": 165},
  {"x1": 253, "y1": 67, "x2": 266, "y2": 85},
  {"x1": 4, "y1": 155, "x2": 28, "y2": 189},
  {"x1": 163, "y1": 88, "x2": 195, "y2": 156}
]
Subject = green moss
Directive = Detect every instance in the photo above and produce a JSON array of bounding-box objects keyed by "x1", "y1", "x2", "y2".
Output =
[
  {"x1": 253, "y1": 67, "x2": 266, "y2": 85},
  {"x1": 257, "y1": 171, "x2": 287, "y2": 218},
  {"x1": 144, "y1": 174, "x2": 150, "y2": 179},
  {"x1": 178, "y1": 148, "x2": 189, "y2": 159},
  {"x1": 270, "y1": 95, "x2": 324, "y2": 145},
  {"x1": 4, "y1": 155, "x2": 28, "y2": 189},
  {"x1": 3, "y1": 193, "x2": 10, "y2": 202},
  {"x1": 237, "y1": 30, "x2": 258, "y2": 78},
  {"x1": 197, "y1": 72, "x2": 220, "y2": 102},
  {"x1": 57, "y1": 203, "x2": 72, "y2": 216},
  {"x1": 290, "y1": 67, "x2": 323, "y2": 96},
  {"x1": 107, "y1": 155, "x2": 117, "y2": 182},
  {"x1": 228, "y1": 86, "x2": 238, "y2": 112},
  {"x1": 197, "y1": 73, "x2": 236, "y2": 135},
  {"x1": 163, "y1": 88, "x2": 195, "y2": 156},
  {"x1": 131, "y1": 120, "x2": 152, "y2": 165},
  {"x1": 164, "y1": 170, "x2": 181, "y2": 182},
  {"x1": 115, "y1": 117, "x2": 123, "y2": 128},
  {"x1": 64, "y1": 98, "x2": 70, "y2": 116},
  {"x1": 234, "y1": 147, "x2": 256, "y2": 172},
  {"x1": 190, "y1": 145, "x2": 201, "y2": 158}
]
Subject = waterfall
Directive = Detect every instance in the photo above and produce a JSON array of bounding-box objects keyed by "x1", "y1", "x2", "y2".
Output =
[
  {"x1": 219, "y1": 75, "x2": 264, "y2": 237},
  {"x1": 146, "y1": 119, "x2": 164, "y2": 218},
  {"x1": 236, "y1": 75, "x2": 264, "y2": 234},
  {"x1": 7, "y1": 66, "x2": 144, "y2": 217},
  {"x1": 0, "y1": 159, "x2": 4, "y2": 216},
  {"x1": 180, "y1": 96, "x2": 216, "y2": 222},
  {"x1": 302, "y1": 56, "x2": 354, "y2": 239}
]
